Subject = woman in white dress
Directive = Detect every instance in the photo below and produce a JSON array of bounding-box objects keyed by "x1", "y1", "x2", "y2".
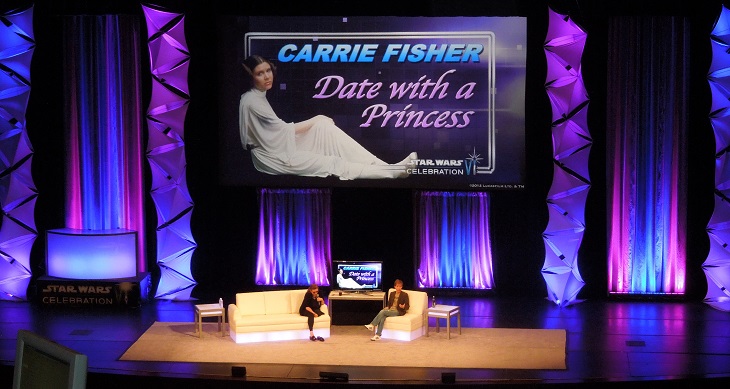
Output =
[
  {"x1": 239, "y1": 55, "x2": 417, "y2": 180},
  {"x1": 337, "y1": 268, "x2": 363, "y2": 289}
]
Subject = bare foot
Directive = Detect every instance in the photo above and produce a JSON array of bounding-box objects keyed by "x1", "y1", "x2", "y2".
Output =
[{"x1": 397, "y1": 152, "x2": 418, "y2": 166}]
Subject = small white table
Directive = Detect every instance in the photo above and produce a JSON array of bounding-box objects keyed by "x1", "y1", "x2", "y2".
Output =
[
  {"x1": 426, "y1": 304, "x2": 461, "y2": 339},
  {"x1": 194, "y1": 303, "x2": 226, "y2": 338}
]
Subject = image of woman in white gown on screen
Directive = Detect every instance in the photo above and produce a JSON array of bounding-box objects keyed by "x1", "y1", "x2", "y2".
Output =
[
  {"x1": 337, "y1": 268, "x2": 363, "y2": 289},
  {"x1": 239, "y1": 55, "x2": 417, "y2": 180}
]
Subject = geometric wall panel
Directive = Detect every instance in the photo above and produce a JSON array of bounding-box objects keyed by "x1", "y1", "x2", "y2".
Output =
[
  {"x1": 0, "y1": 6, "x2": 36, "y2": 300},
  {"x1": 542, "y1": 8, "x2": 590, "y2": 307},
  {"x1": 705, "y1": 5, "x2": 730, "y2": 311},
  {"x1": 142, "y1": 4, "x2": 196, "y2": 300}
]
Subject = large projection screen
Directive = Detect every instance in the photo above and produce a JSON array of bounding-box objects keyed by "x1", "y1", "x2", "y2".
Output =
[{"x1": 219, "y1": 16, "x2": 526, "y2": 190}]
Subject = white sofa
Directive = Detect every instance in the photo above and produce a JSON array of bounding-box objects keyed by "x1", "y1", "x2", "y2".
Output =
[
  {"x1": 227, "y1": 289, "x2": 330, "y2": 344},
  {"x1": 379, "y1": 288, "x2": 428, "y2": 341}
]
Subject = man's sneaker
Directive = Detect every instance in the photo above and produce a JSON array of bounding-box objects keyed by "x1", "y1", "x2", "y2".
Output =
[
  {"x1": 364, "y1": 324, "x2": 374, "y2": 331},
  {"x1": 370, "y1": 335, "x2": 381, "y2": 341}
]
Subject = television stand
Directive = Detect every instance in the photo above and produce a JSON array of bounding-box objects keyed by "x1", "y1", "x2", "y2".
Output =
[{"x1": 328, "y1": 290, "x2": 386, "y2": 321}]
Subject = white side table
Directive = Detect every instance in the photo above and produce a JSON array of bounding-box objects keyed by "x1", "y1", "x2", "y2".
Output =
[
  {"x1": 194, "y1": 303, "x2": 226, "y2": 338},
  {"x1": 426, "y1": 304, "x2": 461, "y2": 339}
]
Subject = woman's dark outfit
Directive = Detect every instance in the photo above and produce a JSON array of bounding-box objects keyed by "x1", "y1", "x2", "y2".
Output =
[{"x1": 299, "y1": 291, "x2": 324, "y2": 331}]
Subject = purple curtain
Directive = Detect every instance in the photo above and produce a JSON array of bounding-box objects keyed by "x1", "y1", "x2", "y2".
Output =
[
  {"x1": 256, "y1": 188, "x2": 331, "y2": 286},
  {"x1": 415, "y1": 191, "x2": 493, "y2": 289},
  {"x1": 62, "y1": 15, "x2": 146, "y2": 271},
  {"x1": 606, "y1": 16, "x2": 688, "y2": 294}
]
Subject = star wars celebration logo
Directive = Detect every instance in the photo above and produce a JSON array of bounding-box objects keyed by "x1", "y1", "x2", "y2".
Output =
[{"x1": 406, "y1": 149, "x2": 485, "y2": 176}]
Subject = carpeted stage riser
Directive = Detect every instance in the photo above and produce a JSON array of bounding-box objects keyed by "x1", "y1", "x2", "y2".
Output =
[{"x1": 121, "y1": 322, "x2": 566, "y2": 371}]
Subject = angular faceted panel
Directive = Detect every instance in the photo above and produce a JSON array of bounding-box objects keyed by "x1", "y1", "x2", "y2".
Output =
[
  {"x1": 0, "y1": 6, "x2": 35, "y2": 301},
  {"x1": 156, "y1": 265, "x2": 195, "y2": 300},
  {"x1": 542, "y1": 8, "x2": 590, "y2": 307},
  {"x1": 705, "y1": 5, "x2": 730, "y2": 311},
  {"x1": 143, "y1": 4, "x2": 197, "y2": 300}
]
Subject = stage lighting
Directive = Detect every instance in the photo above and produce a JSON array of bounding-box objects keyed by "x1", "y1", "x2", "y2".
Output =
[{"x1": 319, "y1": 371, "x2": 348, "y2": 382}]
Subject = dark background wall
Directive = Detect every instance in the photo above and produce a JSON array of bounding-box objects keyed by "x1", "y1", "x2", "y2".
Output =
[{"x1": 6, "y1": 0, "x2": 722, "y2": 302}]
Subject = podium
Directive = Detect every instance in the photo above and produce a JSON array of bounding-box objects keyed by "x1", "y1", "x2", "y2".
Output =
[{"x1": 37, "y1": 228, "x2": 148, "y2": 308}]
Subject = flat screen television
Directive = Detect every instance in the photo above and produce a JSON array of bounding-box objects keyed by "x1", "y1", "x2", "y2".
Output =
[
  {"x1": 333, "y1": 260, "x2": 383, "y2": 292},
  {"x1": 218, "y1": 16, "x2": 527, "y2": 191},
  {"x1": 13, "y1": 329, "x2": 87, "y2": 389}
]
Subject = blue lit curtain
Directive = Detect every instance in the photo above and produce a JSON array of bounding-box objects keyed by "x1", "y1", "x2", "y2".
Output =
[
  {"x1": 63, "y1": 15, "x2": 146, "y2": 271},
  {"x1": 415, "y1": 191, "x2": 493, "y2": 289},
  {"x1": 255, "y1": 188, "x2": 331, "y2": 286},
  {"x1": 606, "y1": 16, "x2": 687, "y2": 294}
]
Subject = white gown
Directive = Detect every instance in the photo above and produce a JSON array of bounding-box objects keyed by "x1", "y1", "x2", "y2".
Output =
[
  {"x1": 337, "y1": 274, "x2": 363, "y2": 289},
  {"x1": 239, "y1": 88, "x2": 413, "y2": 180}
]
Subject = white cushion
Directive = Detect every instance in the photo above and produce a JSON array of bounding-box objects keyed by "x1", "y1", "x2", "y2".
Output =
[
  {"x1": 236, "y1": 292, "x2": 266, "y2": 316},
  {"x1": 289, "y1": 290, "x2": 307, "y2": 313},
  {"x1": 264, "y1": 290, "x2": 294, "y2": 315}
]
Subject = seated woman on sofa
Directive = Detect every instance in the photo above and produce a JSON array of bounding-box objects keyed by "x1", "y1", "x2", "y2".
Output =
[{"x1": 299, "y1": 284, "x2": 326, "y2": 341}]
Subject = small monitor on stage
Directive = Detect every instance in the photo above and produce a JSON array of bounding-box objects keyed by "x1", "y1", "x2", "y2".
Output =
[
  {"x1": 333, "y1": 261, "x2": 382, "y2": 292},
  {"x1": 13, "y1": 329, "x2": 87, "y2": 389}
]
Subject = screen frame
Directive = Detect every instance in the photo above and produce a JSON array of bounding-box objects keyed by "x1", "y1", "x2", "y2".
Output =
[
  {"x1": 218, "y1": 15, "x2": 527, "y2": 191},
  {"x1": 332, "y1": 260, "x2": 384, "y2": 292},
  {"x1": 13, "y1": 329, "x2": 88, "y2": 389}
]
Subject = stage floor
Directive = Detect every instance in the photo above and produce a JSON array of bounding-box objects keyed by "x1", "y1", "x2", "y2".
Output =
[{"x1": 1, "y1": 294, "x2": 729, "y2": 388}]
